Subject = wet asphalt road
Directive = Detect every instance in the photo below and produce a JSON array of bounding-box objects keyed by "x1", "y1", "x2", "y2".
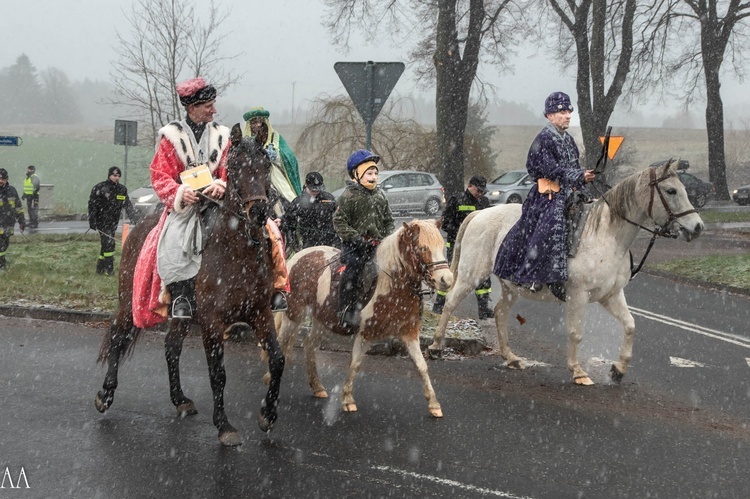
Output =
[{"x1": 2, "y1": 270, "x2": 750, "y2": 498}]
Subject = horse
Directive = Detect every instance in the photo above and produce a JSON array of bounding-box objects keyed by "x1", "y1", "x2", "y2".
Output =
[
  {"x1": 265, "y1": 220, "x2": 453, "y2": 417},
  {"x1": 94, "y1": 124, "x2": 284, "y2": 446},
  {"x1": 427, "y1": 160, "x2": 705, "y2": 385}
]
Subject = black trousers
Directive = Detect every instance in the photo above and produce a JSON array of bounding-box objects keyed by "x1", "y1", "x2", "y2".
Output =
[
  {"x1": 337, "y1": 241, "x2": 376, "y2": 315},
  {"x1": 0, "y1": 231, "x2": 10, "y2": 267}
]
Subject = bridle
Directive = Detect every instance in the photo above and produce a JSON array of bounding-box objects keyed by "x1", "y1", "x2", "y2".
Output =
[{"x1": 403, "y1": 229, "x2": 449, "y2": 292}]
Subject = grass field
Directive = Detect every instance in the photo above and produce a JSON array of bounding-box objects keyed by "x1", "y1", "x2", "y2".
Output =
[{"x1": 0, "y1": 123, "x2": 746, "y2": 214}]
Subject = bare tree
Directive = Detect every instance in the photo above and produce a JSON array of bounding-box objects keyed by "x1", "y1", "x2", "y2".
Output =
[
  {"x1": 108, "y1": 0, "x2": 240, "y2": 142},
  {"x1": 659, "y1": 0, "x2": 750, "y2": 200},
  {"x1": 322, "y1": 0, "x2": 529, "y2": 198}
]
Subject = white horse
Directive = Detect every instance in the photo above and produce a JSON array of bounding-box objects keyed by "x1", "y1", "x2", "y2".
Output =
[
  {"x1": 427, "y1": 160, "x2": 705, "y2": 385},
  {"x1": 265, "y1": 220, "x2": 453, "y2": 417}
]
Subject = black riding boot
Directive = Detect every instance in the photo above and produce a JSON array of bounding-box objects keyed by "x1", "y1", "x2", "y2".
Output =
[
  {"x1": 337, "y1": 273, "x2": 361, "y2": 331},
  {"x1": 432, "y1": 292, "x2": 446, "y2": 314},
  {"x1": 476, "y1": 293, "x2": 495, "y2": 320},
  {"x1": 168, "y1": 279, "x2": 196, "y2": 319}
]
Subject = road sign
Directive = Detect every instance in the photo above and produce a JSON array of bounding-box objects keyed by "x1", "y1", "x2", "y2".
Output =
[
  {"x1": 334, "y1": 61, "x2": 405, "y2": 149},
  {"x1": 599, "y1": 135, "x2": 624, "y2": 159},
  {"x1": 114, "y1": 120, "x2": 138, "y2": 146},
  {"x1": 0, "y1": 136, "x2": 22, "y2": 146}
]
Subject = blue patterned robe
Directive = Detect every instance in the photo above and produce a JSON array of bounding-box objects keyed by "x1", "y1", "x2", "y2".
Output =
[{"x1": 493, "y1": 122, "x2": 586, "y2": 284}]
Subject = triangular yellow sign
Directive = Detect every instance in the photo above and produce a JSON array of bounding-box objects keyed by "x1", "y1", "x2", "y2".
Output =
[{"x1": 599, "y1": 135, "x2": 625, "y2": 160}]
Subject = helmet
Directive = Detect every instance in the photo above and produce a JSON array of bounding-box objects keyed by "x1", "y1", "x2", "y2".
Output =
[
  {"x1": 0, "y1": 168, "x2": 8, "y2": 180},
  {"x1": 346, "y1": 149, "x2": 380, "y2": 173}
]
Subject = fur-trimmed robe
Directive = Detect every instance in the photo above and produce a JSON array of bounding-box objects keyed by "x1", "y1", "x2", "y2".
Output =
[{"x1": 132, "y1": 121, "x2": 229, "y2": 329}]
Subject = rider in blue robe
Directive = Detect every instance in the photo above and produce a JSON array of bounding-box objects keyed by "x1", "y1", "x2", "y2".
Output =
[{"x1": 494, "y1": 92, "x2": 595, "y2": 291}]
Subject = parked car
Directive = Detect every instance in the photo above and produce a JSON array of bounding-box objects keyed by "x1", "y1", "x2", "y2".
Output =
[
  {"x1": 129, "y1": 184, "x2": 162, "y2": 216},
  {"x1": 332, "y1": 170, "x2": 446, "y2": 215},
  {"x1": 732, "y1": 184, "x2": 750, "y2": 206},
  {"x1": 486, "y1": 170, "x2": 535, "y2": 205},
  {"x1": 649, "y1": 160, "x2": 714, "y2": 208}
]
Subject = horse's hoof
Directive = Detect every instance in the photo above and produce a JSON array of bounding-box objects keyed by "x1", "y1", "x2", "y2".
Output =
[
  {"x1": 610, "y1": 365, "x2": 625, "y2": 382},
  {"x1": 427, "y1": 348, "x2": 443, "y2": 360},
  {"x1": 429, "y1": 407, "x2": 443, "y2": 418},
  {"x1": 95, "y1": 392, "x2": 111, "y2": 413},
  {"x1": 219, "y1": 431, "x2": 243, "y2": 447},
  {"x1": 262, "y1": 372, "x2": 271, "y2": 385},
  {"x1": 342, "y1": 403, "x2": 358, "y2": 412},
  {"x1": 507, "y1": 360, "x2": 525, "y2": 370},
  {"x1": 176, "y1": 402, "x2": 198, "y2": 417},
  {"x1": 574, "y1": 376, "x2": 595, "y2": 386},
  {"x1": 257, "y1": 413, "x2": 276, "y2": 433},
  {"x1": 313, "y1": 390, "x2": 329, "y2": 398}
]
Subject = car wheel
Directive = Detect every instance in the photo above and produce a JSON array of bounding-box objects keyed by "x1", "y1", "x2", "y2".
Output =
[
  {"x1": 693, "y1": 192, "x2": 707, "y2": 208},
  {"x1": 506, "y1": 194, "x2": 523, "y2": 204},
  {"x1": 738, "y1": 200, "x2": 749, "y2": 206},
  {"x1": 424, "y1": 197, "x2": 441, "y2": 216}
]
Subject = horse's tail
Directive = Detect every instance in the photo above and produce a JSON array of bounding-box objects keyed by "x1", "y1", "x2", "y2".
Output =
[
  {"x1": 96, "y1": 318, "x2": 144, "y2": 365},
  {"x1": 450, "y1": 210, "x2": 481, "y2": 278}
]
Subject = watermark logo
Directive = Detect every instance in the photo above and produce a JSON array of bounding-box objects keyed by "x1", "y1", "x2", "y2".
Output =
[{"x1": 1, "y1": 467, "x2": 30, "y2": 489}]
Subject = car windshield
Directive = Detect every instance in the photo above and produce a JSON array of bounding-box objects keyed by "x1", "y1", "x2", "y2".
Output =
[{"x1": 491, "y1": 171, "x2": 526, "y2": 185}]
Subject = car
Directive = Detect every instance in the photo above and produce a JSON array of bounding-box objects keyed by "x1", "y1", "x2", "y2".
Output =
[
  {"x1": 333, "y1": 170, "x2": 446, "y2": 215},
  {"x1": 732, "y1": 184, "x2": 750, "y2": 206},
  {"x1": 486, "y1": 170, "x2": 535, "y2": 205},
  {"x1": 649, "y1": 160, "x2": 714, "y2": 208},
  {"x1": 129, "y1": 184, "x2": 162, "y2": 216}
]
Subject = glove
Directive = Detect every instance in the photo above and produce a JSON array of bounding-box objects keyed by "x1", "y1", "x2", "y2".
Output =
[
  {"x1": 89, "y1": 222, "x2": 97, "y2": 231},
  {"x1": 352, "y1": 237, "x2": 368, "y2": 250},
  {"x1": 265, "y1": 145, "x2": 278, "y2": 162},
  {"x1": 370, "y1": 239, "x2": 380, "y2": 248}
]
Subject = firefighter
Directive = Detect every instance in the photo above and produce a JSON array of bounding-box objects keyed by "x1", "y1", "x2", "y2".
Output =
[
  {"x1": 433, "y1": 175, "x2": 495, "y2": 319},
  {"x1": 0, "y1": 168, "x2": 26, "y2": 270},
  {"x1": 87, "y1": 166, "x2": 139, "y2": 275},
  {"x1": 22, "y1": 165, "x2": 40, "y2": 229}
]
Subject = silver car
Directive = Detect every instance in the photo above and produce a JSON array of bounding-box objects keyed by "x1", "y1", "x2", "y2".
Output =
[
  {"x1": 333, "y1": 170, "x2": 446, "y2": 215},
  {"x1": 486, "y1": 170, "x2": 535, "y2": 205},
  {"x1": 129, "y1": 184, "x2": 162, "y2": 216}
]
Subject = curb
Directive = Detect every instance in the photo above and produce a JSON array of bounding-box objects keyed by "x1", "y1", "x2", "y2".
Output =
[{"x1": 0, "y1": 305, "x2": 111, "y2": 323}]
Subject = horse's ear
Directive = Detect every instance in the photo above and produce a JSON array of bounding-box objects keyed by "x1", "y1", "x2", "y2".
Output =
[
  {"x1": 664, "y1": 158, "x2": 676, "y2": 176},
  {"x1": 230, "y1": 124, "x2": 243, "y2": 146},
  {"x1": 434, "y1": 217, "x2": 443, "y2": 230}
]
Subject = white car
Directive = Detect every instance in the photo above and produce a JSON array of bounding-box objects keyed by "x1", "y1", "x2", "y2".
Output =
[
  {"x1": 333, "y1": 170, "x2": 446, "y2": 215},
  {"x1": 129, "y1": 185, "x2": 162, "y2": 216},
  {"x1": 486, "y1": 170, "x2": 535, "y2": 205}
]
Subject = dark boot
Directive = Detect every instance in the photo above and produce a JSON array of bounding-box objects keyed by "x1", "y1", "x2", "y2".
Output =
[
  {"x1": 96, "y1": 259, "x2": 105, "y2": 275},
  {"x1": 0, "y1": 256, "x2": 6, "y2": 270},
  {"x1": 103, "y1": 256, "x2": 115, "y2": 276},
  {"x1": 271, "y1": 291, "x2": 288, "y2": 312},
  {"x1": 432, "y1": 292, "x2": 446, "y2": 314},
  {"x1": 168, "y1": 280, "x2": 195, "y2": 319},
  {"x1": 548, "y1": 282, "x2": 567, "y2": 302},
  {"x1": 476, "y1": 293, "x2": 494, "y2": 320}
]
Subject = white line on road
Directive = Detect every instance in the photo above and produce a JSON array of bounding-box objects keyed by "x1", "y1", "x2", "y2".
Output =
[
  {"x1": 373, "y1": 465, "x2": 536, "y2": 498},
  {"x1": 669, "y1": 356, "x2": 708, "y2": 368},
  {"x1": 629, "y1": 306, "x2": 750, "y2": 350}
]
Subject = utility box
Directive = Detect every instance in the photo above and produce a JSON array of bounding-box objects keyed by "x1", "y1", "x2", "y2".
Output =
[{"x1": 38, "y1": 184, "x2": 54, "y2": 212}]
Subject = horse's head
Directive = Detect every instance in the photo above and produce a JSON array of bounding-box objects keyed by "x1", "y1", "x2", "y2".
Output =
[
  {"x1": 643, "y1": 159, "x2": 704, "y2": 241},
  {"x1": 400, "y1": 220, "x2": 453, "y2": 291},
  {"x1": 226, "y1": 123, "x2": 270, "y2": 225}
]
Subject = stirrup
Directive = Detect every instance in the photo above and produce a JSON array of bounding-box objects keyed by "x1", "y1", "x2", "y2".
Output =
[
  {"x1": 271, "y1": 291, "x2": 288, "y2": 312},
  {"x1": 171, "y1": 296, "x2": 193, "y2": 319}
]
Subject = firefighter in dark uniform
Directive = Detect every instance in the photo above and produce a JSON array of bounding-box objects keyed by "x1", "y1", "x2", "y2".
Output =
[
  {"x1": 87, "y1": 166, "x2": 139, "y2": 275},
  {"x1": 0, "y1": 168, "x2": 26, "y2": 270},
  {"x1": 433, "y1": 175, "x2": 494, "y2": 319},
  {"x1": 282, "y1": 171, "x2": 339, "y2": 252}
]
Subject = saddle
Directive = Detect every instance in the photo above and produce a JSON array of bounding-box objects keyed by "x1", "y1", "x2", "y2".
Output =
[{"x1": 328, "y1": 255, "x2": 379, "y2": 311}]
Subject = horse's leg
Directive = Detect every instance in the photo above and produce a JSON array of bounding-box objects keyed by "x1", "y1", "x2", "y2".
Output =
[
  {"x1": 495, "y1": 282, "x2": 524, "y2": 369},
  {"x1": 565, "y1": 298, "x2": 594, "y2": 385},
  {"x1": 342, "y1": 333, "x2": 371, "y2": 412},
  {"x1": 95, "y1": 316, "x2": 140, "y2": 413},
  {"x1": 427, "y1": 277, "x2": 476, "y2": 358},
  {"x1": 164, "y1": 320, "x2": 197, "y2": 416},
  {"x1": 201, "y1": 330, "x2": 241, "y2": 446},
  {"x1": 257, "y1": 319, "x2": 285, "y2": 433},
  {"x1": 404, "y1": 337, "x2": 443, "y2": 418},
  {"x1": 262, "y1": 312, "x2": 299, "y2": 385},
  {"x1": 599, "y1": 290, "x2": 635, "y2": 382},
  {"x1": 304, "y1": 318, "x2": 327, "y2": 398}
]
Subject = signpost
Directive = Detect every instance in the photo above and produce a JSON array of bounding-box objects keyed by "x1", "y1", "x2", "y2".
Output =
[
  {"x1": 334, "y1": 61, "x2": 405, "y2": 150},
  {"x1": 114, "y1": 120, "x2": 138, "y2": 186},
  {"x1": 0, "y1": 136, "x2": 23, "y2": 146}
]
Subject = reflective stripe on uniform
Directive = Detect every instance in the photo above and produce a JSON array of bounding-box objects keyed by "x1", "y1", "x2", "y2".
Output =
[
  {"x1": 436, "y1": 290, "x2": 447, "y2": 296},
  {"x1": 116, "y1": 194, "x2": 126, "y2": 201},
  {"x1": 457, "y1": 205, "x2": 476, "y2": 212},
  {"x1": 103, "y1": 251, "x2": 115, "y2": 258},
  {"x1": 445, "y1": 242, "x2": 451, "y2": 248},
  {"x1": 475, "y1": 288, "x2": 492, "y2": 295}
]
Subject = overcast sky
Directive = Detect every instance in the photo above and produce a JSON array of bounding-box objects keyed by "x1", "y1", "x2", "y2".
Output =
[{"x1": 3, "y1": 0, "x2": 750, "y2": 127}]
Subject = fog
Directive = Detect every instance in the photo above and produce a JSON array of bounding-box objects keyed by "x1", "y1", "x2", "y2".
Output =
[{"x1": 3, "y1": 0, "x2": 750, "y2": 128}]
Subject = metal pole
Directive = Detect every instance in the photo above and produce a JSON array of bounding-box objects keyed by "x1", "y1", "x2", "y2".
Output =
[
  {"x1": 291, "y1": 81, "x2": 296, "y2": 124},
  {"x1": 124, "y1": 144, "x2": 129, "y2": 187},
  {"x1": 365, "y1": 62, "x2": 374, "y2": 150}
]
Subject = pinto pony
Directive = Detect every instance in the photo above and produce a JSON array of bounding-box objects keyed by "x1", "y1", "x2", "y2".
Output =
[
  {"x1": 95, "y1": 124, "x2": 284, "y2": 446},
  {"x1": 428, "y1": 160, "x2": 705, "y2": 385},
  {"x1": 266, "y1": 220, "x2": 453, "y2": 417}
]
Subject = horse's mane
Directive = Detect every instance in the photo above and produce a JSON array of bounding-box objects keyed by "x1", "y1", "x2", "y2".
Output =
[
  {"x1": 587, "y1": 168, "x2": 654, "y2": 233},
  {"x1": 377, "y1": 220, "x2": 441, "y2": 277}
]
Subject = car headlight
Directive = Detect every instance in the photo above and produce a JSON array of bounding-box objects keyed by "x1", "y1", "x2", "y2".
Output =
[
  {"x1": 733, "y1": 189, "x2": 738, "y2": 195},
  {"x1": 489, "y1": 190, "x2": 502, "y2": 197},
  {"x1": 137, "y1": 194, "x2": 155, "y2": 203}
]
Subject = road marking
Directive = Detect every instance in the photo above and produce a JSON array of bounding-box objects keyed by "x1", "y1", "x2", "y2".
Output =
[
  {"x1": 746, "y1": 358, "x2": 750, "y2": 367},
  {"x1": 629, "y1": 306, "x2": 750, "y2": 349},
  {"x1": 373, "y1": 466, "x2": 535, "y2": 498},
  {"x1": 669, "y1": 356, "x2": 708, "y2": 368}
]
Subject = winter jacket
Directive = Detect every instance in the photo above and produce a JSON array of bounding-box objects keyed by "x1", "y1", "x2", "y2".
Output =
[
  {"x1": 333, "y1": 180, "x2": 394, "y2": 244},
  {"x1": 283, "y1": 190, "x2": 339, "y2": 251},
  {"x1": 442, "y1": 189, "x2": 490, "y2": 243},
  {"x1": 88, "y1": 179, "x2": 138, "y2": 231},
  {"x1": 0, "y1": 184, "x2": 25, "y2": 230}
]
